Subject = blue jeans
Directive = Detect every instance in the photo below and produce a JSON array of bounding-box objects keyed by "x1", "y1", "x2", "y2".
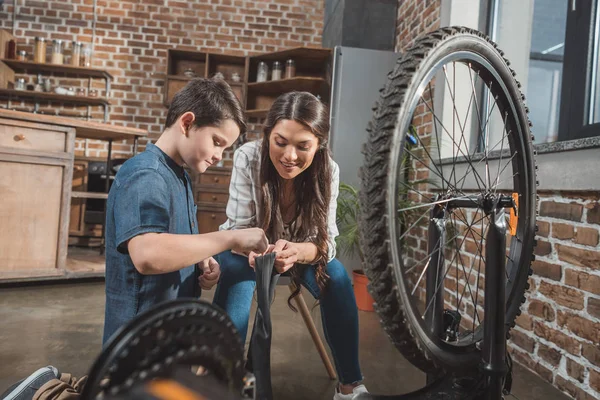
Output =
[{"x1": 213, "y1": 250, "x2": 363, "y2": 384}]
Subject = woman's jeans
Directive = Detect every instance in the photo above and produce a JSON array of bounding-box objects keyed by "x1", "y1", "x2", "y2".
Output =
[{"x1": 213, "y1": 250, "x2": 363, "y2": 384}]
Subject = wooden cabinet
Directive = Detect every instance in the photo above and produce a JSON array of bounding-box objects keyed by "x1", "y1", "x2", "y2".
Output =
[
  {"x1": 0, "y1": 118, "x2": 75, "y2": 280},
  {"x1": 164, "y1": 50, "x2": 248, "y2": 108},
  {"x1": 164, "y1": 47, "x2": 332, "y2": 119},
  {"x1": 246, "y1": 47, "x2": 332, "y2": 118},
  {"x1": 192, "y1": 167, "x2": 232, "y2": 234}
]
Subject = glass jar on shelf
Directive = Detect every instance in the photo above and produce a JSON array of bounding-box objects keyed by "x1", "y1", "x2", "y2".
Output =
[
  {"x1": 51, "y1": 39, "x2": 64, "y2": 64},
  {"x1": 34, "y1": 37, "x2": 47, "y2": 63},
  {"x1": 81, "y1": 43, "x2": 92, "y2": 67},
  {"x1": 71, "y1": 41, "x2": 81, "y2": 66},
  {"x1": 34, "y1": 74, "x2": 44, "y2": 92},
  {"x1": 183, "y1": 68, "x2": 196, "y2": 78},
  {"x1": 89, "y1": 89, "x2": 98, "y2": 98},
  {"x1": 272, "y1": 61, "x2": 282, "y2": 80},
  {"x1": 285, "y1": 59, "x2": 296, "y2": 79},
  {"x1": 256, "y1": 61, "x2": 268, "y2": 82},
  {"x1": 15, "y1": 78, "x2": 26, "y2": 91},
  {"x1": 17, "y1": 50, "x2": 27, "y2": 62}
]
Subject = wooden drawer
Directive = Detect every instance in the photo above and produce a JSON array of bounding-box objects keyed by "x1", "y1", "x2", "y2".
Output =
[
  {"x1": 0, "y1": 161, "x2": 63, "y2": 272},
  {"x1": 197, "y1": 191, "x2": 229, "y2": 205},
  {"x1": 199, "y1": 172, "x2": 231, "y2": 187},
  {"x1": 197, "y1": 208, "x2": 227, "y2": 234},
  {"x1": 0, "y1": 125, "x2": 67, "y2": 153}
]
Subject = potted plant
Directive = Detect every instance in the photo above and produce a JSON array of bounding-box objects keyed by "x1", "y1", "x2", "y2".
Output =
[
  {"x1": 335, "y1": 133, "x2": 437, "y2": 312},
  {"x1": 335, "y1": 181, "x2": 374, "y2": 311}
]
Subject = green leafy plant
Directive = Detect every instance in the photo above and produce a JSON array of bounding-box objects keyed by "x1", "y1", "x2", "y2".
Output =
[
  {"x1": 335, "y1": 182, "x2": 364, "y2": 263},
  {"x1": 335, "y1": 132, "x2": 440, "y2": 263}
]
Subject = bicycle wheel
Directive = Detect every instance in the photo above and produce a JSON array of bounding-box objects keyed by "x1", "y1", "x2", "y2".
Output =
[
  {"x1": 359, "y1": 27, "x2": 537, "y2": 373},
  {"x1": 82, "y1": 299, "x2": 245, "y2": 399}
]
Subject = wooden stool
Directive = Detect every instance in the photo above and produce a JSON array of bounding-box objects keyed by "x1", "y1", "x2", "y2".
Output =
[{"x1": 282, "y1": 278, "x2": 337, "y2": 380}]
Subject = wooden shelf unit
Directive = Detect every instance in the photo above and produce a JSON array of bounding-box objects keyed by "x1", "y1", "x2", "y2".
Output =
[
  {"x1": 245, "y1": 47, "x2": 332, "y2": 116},
  {"x1": 0, "y1": 58, "x2": 113, "y2": 122},
  {"x1": 163, "y1": 47, "x2": 332, "y2": 116},
  {"x1": 0, "y1": 59, "x2": 113, "y2": 80},
  {"x1": 0, "y1": 88, "x2": 110, "y2": 106},
  {"x1": 163, "y1": 50, "x2": 248, "y2": 107}
]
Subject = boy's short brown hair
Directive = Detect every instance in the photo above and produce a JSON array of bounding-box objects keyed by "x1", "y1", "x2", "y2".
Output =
[{"x1": 165, "y1": 78, "x2": 246, "y2": 135}]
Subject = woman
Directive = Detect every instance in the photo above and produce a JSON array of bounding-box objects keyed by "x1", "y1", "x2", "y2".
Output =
[{"x1": 213, "y1": 91, "x2": 368, "y2": 399}]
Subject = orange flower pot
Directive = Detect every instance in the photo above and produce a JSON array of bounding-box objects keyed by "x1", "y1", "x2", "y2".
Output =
[{"x1": 352, "y1": 269, "x2": 375, "y2": 312}]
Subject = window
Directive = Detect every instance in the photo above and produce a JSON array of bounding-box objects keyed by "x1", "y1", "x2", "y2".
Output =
[{"x1": 488, "y1": 0, "x2": 600, "y2": 143}]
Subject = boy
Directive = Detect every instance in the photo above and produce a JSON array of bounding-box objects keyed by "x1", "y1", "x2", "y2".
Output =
[{"x1": 103, "y1": 78, "x2": 268, "y2": 344}]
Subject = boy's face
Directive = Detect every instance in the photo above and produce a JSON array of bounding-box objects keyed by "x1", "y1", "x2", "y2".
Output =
[{"x1": 179, "y1": 119, "x2": 240, "y2": 173}]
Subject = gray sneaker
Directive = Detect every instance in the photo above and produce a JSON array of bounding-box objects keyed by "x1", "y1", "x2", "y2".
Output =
[{"x1": 1, "y1": 366, "x2": 59, "y2": 400}]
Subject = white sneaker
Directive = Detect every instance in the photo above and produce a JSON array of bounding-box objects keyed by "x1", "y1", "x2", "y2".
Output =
[{"x1": 333, "y1": 384, "x2": 369, "y2": 400}]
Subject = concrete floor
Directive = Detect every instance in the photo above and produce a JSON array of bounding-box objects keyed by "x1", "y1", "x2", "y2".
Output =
[{"x1": 0, "y1": 281, "x2": 569, "y2": 400}]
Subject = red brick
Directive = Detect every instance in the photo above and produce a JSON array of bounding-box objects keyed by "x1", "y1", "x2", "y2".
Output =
[
  {"x1": 557, "y1": 310, "x2": 600, "y2": 343},
  {"x1": 582, "y1": 343, "x2": 600, "y2": 368},
  {"x1": 540, "y1": 201, "x2": 584, "y2": 222},
  {"x1": 589, "y1": 297, "x2": 600, "y2": 319},
  {"x1": 533, "y1": 321, "x2": 580, "y2": 355},
  {"x1": 509, "y1": 330, "x2": 535, "y2": 353},
  {"x1": 588, "y1": 202, "x2": 600, "y2": 224},
  {"x1": 552, "y1": 222, "x2": 575, "y2": 240},
  {"x1": 533, "y1": 240, "x2": 552, "y2": 256},
  {"x1": 557, "y1": 244, "x2": 600, "y2": 270},
  {"x1": 537, "y1": 343, "x2": 561, "y2": 366},
  {"x1": 591, "y1": 368, "x2": 600, "y2": 393},
  {"x1": 564, "y1": 269, "x2": 600, "y2": 295},
  {"x1": 539, "y1": 281, "x2": 584, "y2": 310},
  {"x1": 515, "y1": 313, "x2": 533, "y2": 330},
  {"x1": 532, "y1": 260, "x2": 561, "y2": 281},
  {"x1": 574, "y1": 226, "x2": 599, "y2": 246},
  {"x1": 528, "y1": 299, "x2": 556, "y2": 321},
  {"x1": 566, "y1": 357, "x2": 585, "y2": 383}
]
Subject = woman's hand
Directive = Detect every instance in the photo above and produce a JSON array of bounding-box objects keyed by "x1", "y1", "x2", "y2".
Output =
[{"x1": 268, "y1": 239, "x2": 299, "y2": 274}]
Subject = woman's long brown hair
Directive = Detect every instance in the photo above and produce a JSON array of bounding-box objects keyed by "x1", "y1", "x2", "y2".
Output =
[{"x1": 259, "y1": 91, "x2": 332, "y2": 309}]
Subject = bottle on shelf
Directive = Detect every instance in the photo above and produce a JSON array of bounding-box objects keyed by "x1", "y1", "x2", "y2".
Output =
[
  {"x1": 285, "y1": 59, "x2": 296, "y2": 79},
  {"x1": 257, "y1": 61, "x2": 268, "y2": 82},
  {"x1": 272, "y1": 61, "x2": 282, "y2": 80}
]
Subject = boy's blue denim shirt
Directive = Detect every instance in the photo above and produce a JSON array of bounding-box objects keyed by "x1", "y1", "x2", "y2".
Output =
[{"x1": 102, "y1": 143, "x2": 200, "y2": 345}]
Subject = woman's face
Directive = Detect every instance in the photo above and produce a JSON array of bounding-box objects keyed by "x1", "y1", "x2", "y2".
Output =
[{"x1": 269, "y1": 119, "x2": 319, "y2": 180}]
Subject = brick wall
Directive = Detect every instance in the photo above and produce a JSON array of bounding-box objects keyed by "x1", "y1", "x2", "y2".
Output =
[
  {"x1": 394, "y1": 0, "x2": 440, "y2": 53},
  {"x1": 394, "y1": 1, "x2": 600, "y2": 399},
  {"x1": 511, "y1": 192, "x2": 600, "y2": 399},
  {"x1": 0, "y1": 0, "x2": 324, "y2": 158}
]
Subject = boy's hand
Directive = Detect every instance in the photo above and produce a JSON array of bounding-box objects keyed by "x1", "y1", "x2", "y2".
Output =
[
  {"x1": 248, "y1": 244, "x2": 275, "y2": 269},
  {"x1": 267, "y1": 239, "x2": 299, "y2": 274},
  {"x1": 198, "y1": 257, "x2": 220, "y2": 290},
  {"x1": 232, "y1": 228, "x2": 269, "y2": 255}
]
